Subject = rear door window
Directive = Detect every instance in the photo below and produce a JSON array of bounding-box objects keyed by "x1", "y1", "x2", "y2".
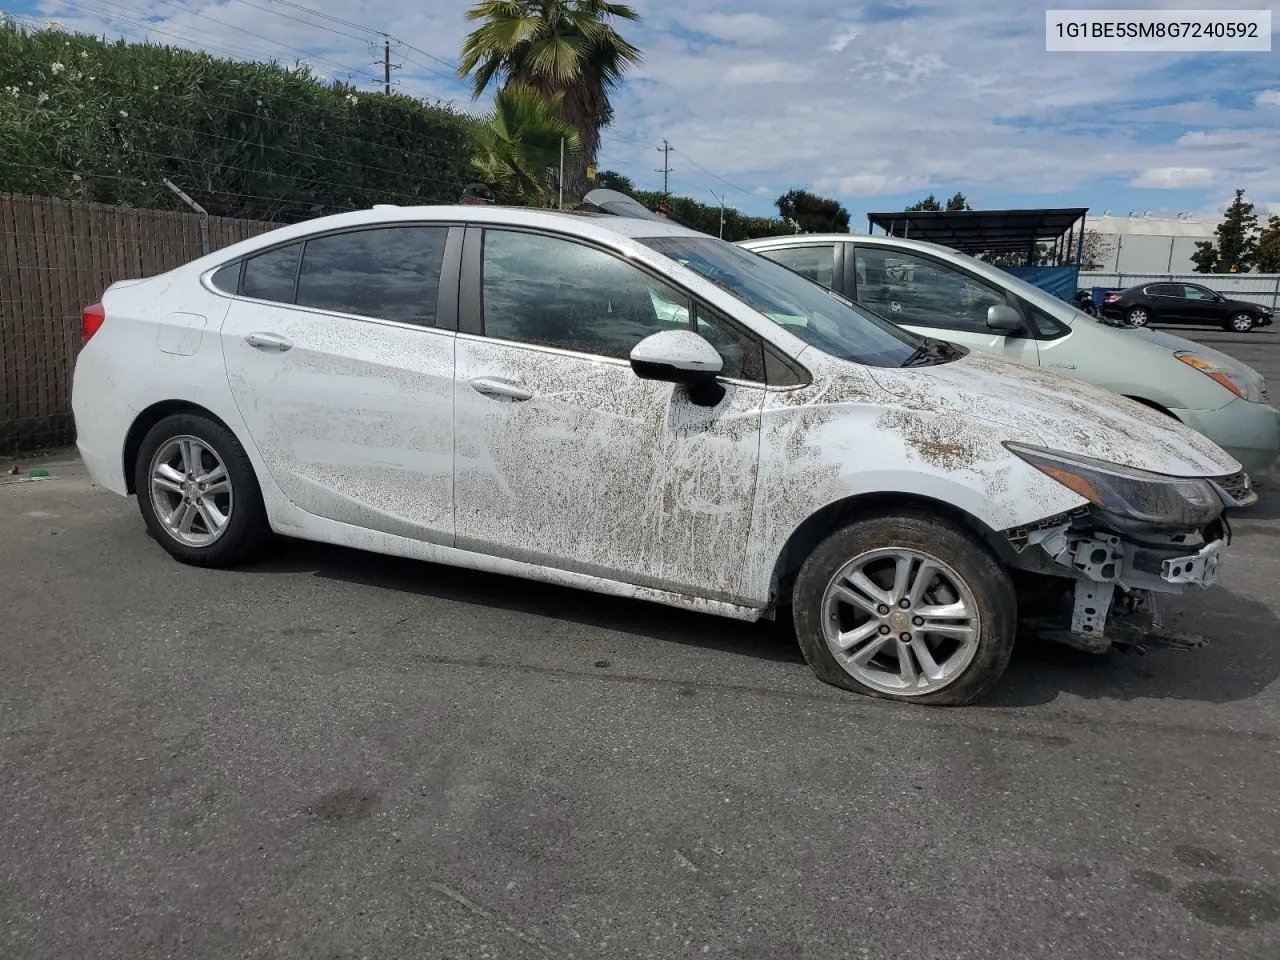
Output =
[{"x1": 295, "y1": 227, "x2": 449, "y2": 326}]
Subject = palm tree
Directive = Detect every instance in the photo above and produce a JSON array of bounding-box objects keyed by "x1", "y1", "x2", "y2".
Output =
[
  {"x1": 471, "y1": 84, "x2": 581, "y2": 206},
  {"x1": 458, "y1": 0, "x2": 641, "y2": 197}
]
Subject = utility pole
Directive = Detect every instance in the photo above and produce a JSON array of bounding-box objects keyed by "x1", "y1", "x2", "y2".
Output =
[
  {"x1": 711, "y1": 190, "x2": 726, "y2": 238},
  {"x1": 558, "y1": 137, "x2": 564, "y2": 210},
  {"x1": 372, "y1": 36, "x2": 399, "y2": 94},
  {"x1": 655, "y1": 139, "x2": 673, "y2": 194}
]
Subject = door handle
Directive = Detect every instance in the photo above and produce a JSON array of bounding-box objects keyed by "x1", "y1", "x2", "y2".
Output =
[
  {"x1": 245, "y1": 332, "x2": 293, "y2": 352},
  {"x1": 470, "y1": 377, "x2": 533, "y2": 402}
]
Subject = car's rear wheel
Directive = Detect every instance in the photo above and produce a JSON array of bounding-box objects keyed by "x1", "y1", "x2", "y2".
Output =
[
  {"x1": 134, "y1": 413, "x2": 271, "y2": 567},
  {"x1": 1126, "y1": 307, "x2": 1150, "y2": 327},
  {"x1": 791, "y1": 513, "x2": 1016, "y2": 706},
  {"x1": 1228, "y1": 312, "x2": 1255, "y2": 333}
]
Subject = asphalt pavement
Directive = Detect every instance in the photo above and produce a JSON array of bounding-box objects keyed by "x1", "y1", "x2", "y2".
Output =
[{"x1": 2, "y1": 327, "x2": 1279, "y2": 960}]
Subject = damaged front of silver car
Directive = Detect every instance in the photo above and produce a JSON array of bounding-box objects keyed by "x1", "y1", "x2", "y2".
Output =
[{"x1": 1000, "y1": 446, "x2": 1257, "y2": 652}]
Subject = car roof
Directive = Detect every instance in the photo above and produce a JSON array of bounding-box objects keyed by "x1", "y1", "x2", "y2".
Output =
[{"x1": 190, "y1": 204, "x2": 711, "y2": 272}]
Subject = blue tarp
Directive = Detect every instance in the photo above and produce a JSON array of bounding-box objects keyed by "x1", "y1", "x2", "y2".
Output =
[{"x1": 1002, "y1": 265, "x2": 1080, "y2": 303}]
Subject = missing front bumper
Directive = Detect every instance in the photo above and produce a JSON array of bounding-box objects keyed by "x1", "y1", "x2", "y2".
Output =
[{"x1": 1008, "y1": 517, "x2": 1226, "y2": 654}]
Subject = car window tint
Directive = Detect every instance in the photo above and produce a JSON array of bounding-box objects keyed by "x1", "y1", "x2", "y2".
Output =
[
  {"x1": 853, "y1": 247, "x2": 1005, "y2": 334},
  {"x1": 296, "y1": 227, "x2": 448, "y2": 326},
  {"x1": 759, "y1": 245, "x2": 836, "y2": 288},
  {"x1": 1149, "y1": 284, "x2": 1181, "y2": 298},
  {"x1": 695, "y1": 308, "x2": 765, "y2": 382},
  {"x1": 1184, "y1": 285, "x2": 1214, "y2": 301},
  {"x1": 481, "y1": 229, "x2": 691, "y2": 359},
  {"x1": 241, "y1": 243, "x2": 302, "y2": 303},
  {"x1": 210, "y1": 261, "x2": 241, "y2": 294}
]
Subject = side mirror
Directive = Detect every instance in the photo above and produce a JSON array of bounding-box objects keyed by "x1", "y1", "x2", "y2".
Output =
[
  {"x1": 630, "y1": 330, "x2": 725, "y2": 407},
  {"x1": 987, "y1": 304, "x2": 1024, "y2": 332}
]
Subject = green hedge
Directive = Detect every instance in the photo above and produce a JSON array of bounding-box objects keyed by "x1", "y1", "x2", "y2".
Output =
[{"x1": 0, "y1": 21, "x2": 475, "y2": 221}]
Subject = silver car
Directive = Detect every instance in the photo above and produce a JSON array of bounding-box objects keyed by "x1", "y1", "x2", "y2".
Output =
[{"x1": 740, "y1": 234, "x2": 1280, "y2": 476}]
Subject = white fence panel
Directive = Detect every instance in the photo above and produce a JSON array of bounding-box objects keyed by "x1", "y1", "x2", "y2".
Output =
[{"x1": 1080, "y1": 272, "x2": 1280, "y2": 310}]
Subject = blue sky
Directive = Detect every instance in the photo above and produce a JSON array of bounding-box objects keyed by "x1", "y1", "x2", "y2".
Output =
[{"x1": 5, "y1": 0, "x2": 1279, "y2": 225}]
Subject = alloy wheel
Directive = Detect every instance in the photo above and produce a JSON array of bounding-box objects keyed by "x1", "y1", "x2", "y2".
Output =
[
  {"x1": 148, "y1": 435, "x2": 234, "y2": 547},
  {"x1": 820, "y1": 547, "x2": 981, "y2": 696},
  {"x1": 1231, "y1": 313, "x2": 1254, "y2": 332},
  {"x1": 1127, "y1": 308, "x2": 1148, "y2": 326}
]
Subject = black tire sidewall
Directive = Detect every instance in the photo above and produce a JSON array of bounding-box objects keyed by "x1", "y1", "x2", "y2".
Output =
[
  {"x1": 133, "y1": 413, "x2": 270, "y2": 566},
  {"x1": 792, "y1": 513, "x2": 1017, "y2": 706}
]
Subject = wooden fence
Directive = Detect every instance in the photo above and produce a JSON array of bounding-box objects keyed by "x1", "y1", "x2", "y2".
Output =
[{"x1": 0, "y1": 194, "x2": 280, "y2": 454}]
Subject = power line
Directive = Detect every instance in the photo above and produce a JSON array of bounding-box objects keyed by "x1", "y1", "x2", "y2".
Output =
[{"x1": 671, "y1": 146, "x2": 757, "y2": 200}]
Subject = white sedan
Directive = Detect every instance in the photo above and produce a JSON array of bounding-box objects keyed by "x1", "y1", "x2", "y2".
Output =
[{"x1": 72, "y1": 206, "x2": 1254, "y2": 704}]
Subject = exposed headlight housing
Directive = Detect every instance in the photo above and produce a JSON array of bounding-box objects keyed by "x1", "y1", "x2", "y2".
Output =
[
  {"x1": 1005, "y1": 443, "x2": 1224, "y2": 529},
  {"x1": 1175, "y1": 352, "x2": 1263, "y2": 402}
]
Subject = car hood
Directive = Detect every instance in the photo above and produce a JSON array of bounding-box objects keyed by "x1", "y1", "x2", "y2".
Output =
[
  {"x1": 1067, "y1": 316, "x2": 1267, "y2": 396},
  {"x1": 864, "y1": 351, "x2": 1241, "y2": 478},
  {"x1": 1129, "y1": 325, "x2": 1267, "y2": 393}
]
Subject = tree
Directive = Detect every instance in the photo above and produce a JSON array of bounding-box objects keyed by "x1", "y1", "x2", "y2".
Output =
[
  {"x1": 775, "y1": 189, "x2": 850, "y2": 233},
  {"x1": 1191, "y1": 189, "x2": 1258, "y2": 273},
  {"x1": 906, "y1": 194, "x2": 941, "y2": 212},
  {"x1": 592, "y1": 168, "x2": 633, "y2": 192},
  {"x1": 470, "y1": 84, "x2": 581, "y2": 206},
  {"x1": 458, "y1": 0, "x2": 641, "y2": 199},
  {"x1": 1252, "y1": 216, "x2": 1280, "y2": 273},
  {"x1": 905, "y1": 192, "x2": 970, "y2": 212}
]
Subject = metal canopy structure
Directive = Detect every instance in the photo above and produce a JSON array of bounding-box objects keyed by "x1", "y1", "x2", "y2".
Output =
[{"x1": 864, "y1": 207, "x2": 1090, "y2": 262}]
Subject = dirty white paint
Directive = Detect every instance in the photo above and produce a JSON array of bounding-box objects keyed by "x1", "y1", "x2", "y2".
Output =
[
  {"x1": 454, "y1": 334, "x2": 762, "y2": 603},
  {"x1": 219, "y1": 300, "x2": 456, "y2": 544},
  {"x1": 156, "y1": 312, "x2": 207, "y2": 356},
  {"x1": 629, "y1": 329, "x2": 724, "y2": 373},
  {"x1": 73, "y1": 205, "x2": 1247, "y2": 623}
]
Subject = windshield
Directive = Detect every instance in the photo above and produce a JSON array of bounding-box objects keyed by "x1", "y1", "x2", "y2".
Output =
[{"x1": 640, "y1": 235, "x2": 958, "y2": 368}]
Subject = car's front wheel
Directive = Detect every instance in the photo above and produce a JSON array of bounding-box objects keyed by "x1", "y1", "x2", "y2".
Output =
[
  {"x1": 1126, "y1": 307, "x2": 1150, "y2": 327},
  {"x1": 1227, "y1": 312, "x2": 1255, "y2": 333},
  {"x1": 134, "y1": 412, "x2": 272, "y2": 567},
  {"x1": 791, "y1": 513, "x2": 1017, "y2": 706}
]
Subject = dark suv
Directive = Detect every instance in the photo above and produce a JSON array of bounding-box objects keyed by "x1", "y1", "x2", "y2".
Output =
[{"x1": 1100, "y1": 282, "x2": 1274, "y2": 333}]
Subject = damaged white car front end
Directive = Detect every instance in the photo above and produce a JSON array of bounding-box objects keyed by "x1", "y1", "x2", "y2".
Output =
[{"x1": 1001, "y1": 446, "x2": 1256, "y2": 651}]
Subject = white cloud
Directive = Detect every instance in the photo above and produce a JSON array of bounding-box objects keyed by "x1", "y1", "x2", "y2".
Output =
[
  {"x1": 1130, "y1": 167, "x2": 1217, "y2": 189},
  {"x1": 1255, "y1": 90, "x2": 1280, "y2": 107},
  {"x1": 752, "y1": 185, "x2": 771, "y2": 196},
  {"x1": 815, "y1": 173, "x2": 931, "y2": 196},
  {"x1": 827, "y1": 27, "x2": 860, "y2": 53},
  {"x1": 685, "y1": 12, "x2": 781, "y2": 45},
  {"x1": 722, "y1": 61, "x2": 813, "y2": 85}
]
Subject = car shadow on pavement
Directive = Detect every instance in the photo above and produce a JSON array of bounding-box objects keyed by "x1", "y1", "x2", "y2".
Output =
[
  {"x1": 246, "y1": 539, "x2": 806, "y2": 665},
  {"x1": 990, "y1": 584, "x2": 1280, "y2": 707}
]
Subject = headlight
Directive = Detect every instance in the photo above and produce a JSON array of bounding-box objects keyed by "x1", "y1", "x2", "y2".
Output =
[
  {"x1": 1176, "y1": 352, "x2": 1262, "y2": 402},
  {"x1": 1005, "y1": 443, "x2": 1223, "y2": 528}
]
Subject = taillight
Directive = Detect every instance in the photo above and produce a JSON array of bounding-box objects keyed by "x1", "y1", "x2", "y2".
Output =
[
  {"x1": 1103, "y1": 294, "x2": 1121, "y2": 303},
  {"x1": 81, "y1": 301, "x2": 105, "y2": 342}
]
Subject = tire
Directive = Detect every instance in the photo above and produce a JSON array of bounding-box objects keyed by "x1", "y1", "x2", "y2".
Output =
[
  {"x1": 1126, "y1": 307, "x2": 1150, "y2": 327},
  {"x1": 133, "y1": 412, "x2": 272, "y2": 567},
  {"x1": 792, "y1": 512, "x2": 1016, "y2": 706},
  {"x1": 1228, "y1": 312, "x2": 1255, "y2": 333}
]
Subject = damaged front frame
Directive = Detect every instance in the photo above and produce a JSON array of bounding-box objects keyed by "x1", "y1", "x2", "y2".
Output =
[{"x1": 1004, "y1": 507, "x2": 1227, "y2": 653}]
